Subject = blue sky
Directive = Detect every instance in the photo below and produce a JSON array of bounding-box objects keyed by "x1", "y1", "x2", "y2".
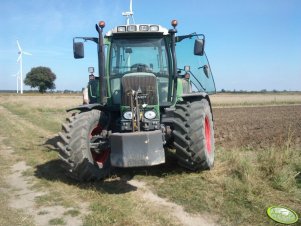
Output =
[{"x1": 0, "y1": 0, "x2": 300, "y2": 91}]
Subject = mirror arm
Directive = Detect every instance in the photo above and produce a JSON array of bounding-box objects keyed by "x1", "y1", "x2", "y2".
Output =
[
  {"x1": 73, "y1": 37, "x2": 98, "y2": 44},
  {"x1": 176, "y1": 33, "x2": 205, "y2": 42}
]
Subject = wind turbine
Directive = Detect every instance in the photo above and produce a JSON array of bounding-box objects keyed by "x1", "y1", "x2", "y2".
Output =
[
  {"x1": 11, "y1": 71, "x2": 20, "y2": 93},
  {"x1": 122, "y1": 0, "x2": 135, "y2": 25},
  {"x1": 17, "y1": 40, "x2": 32, "y2": 94}
]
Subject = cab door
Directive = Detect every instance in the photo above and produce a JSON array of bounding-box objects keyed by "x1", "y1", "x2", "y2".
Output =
[{"x1": 176, "y1": 34, "x2": 216, "y2": 94}]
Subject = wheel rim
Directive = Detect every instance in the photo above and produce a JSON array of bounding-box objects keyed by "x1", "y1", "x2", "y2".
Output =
[
  {"x1": 91, "y1": 149, "x2": 110, "y2": 168},
  {"x1": 90, "y1": 124, "x2": 110, "y2": 168},
  {"x1": 204, "y1": 116, "x2": 212, "y2": 154}
]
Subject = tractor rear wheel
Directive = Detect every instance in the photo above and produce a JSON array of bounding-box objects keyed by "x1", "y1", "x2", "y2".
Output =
[
  {"x1": 172, "y1": 98, "x2": 214, "y2": 170},
  {"x1": 57, "y1": 110, "x2": 110, "y2": 181}
]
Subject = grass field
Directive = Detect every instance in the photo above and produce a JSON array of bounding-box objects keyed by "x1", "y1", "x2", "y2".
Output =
[{"x1": 0, "y1": 93, "x2": 300, "y2": 226}]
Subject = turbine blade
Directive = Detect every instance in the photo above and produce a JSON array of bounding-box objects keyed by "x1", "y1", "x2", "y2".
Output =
[
  {"x1": 23, "y1": 51, "x2": 32, "y2": 56},
  {"x1": 130, "y1": 0, "x2": 133, "y2": 12},
  {"x1": 17, "y1": 40, "x2": 22, "y2": 51},
  {"x1": 17, "y1": 54, "x2": 21, "y2": 62}
]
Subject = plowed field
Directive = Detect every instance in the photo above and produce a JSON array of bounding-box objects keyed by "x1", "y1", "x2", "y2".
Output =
[{"x1": 213, "y1": 105, "x2": 301, "y2": 150}]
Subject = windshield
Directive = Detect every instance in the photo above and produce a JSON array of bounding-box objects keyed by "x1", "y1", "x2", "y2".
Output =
[
  {"x1": 110, "y1": 38, "x2": 169, "y2": 76},
  {"x1": 109, "y1": 37, "x2": 170, "y2": 105}
]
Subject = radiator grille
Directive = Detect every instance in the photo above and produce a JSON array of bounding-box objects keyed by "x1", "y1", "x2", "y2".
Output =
[{"x1": 121, "y1": 73, "x2": 158, "y2": 106}]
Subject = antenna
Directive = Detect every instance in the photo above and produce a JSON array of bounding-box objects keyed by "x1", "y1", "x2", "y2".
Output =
[
  {"x1": 16, "y1": 40, "x2": 32, "y2": 94},
  {"x1": 122, "y1": 0, "x2": 135, "y2": 25}
]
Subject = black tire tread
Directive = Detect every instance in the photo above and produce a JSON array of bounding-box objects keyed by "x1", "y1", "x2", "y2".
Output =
[
  {"x1": 171, "y1": 98, "x2": 215, "y2": 171},
  {"x1": 57, "y1": 110, "x2": 110, "y2": 181}
]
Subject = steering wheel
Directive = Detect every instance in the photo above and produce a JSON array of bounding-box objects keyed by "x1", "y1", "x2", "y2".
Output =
[{"x1": 130, "y1": 63, "x2": 149, "y2": 72}]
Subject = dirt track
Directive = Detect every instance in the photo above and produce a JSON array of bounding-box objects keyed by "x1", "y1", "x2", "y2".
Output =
[{"x1": 213, "y1": 105, "x2": 301, "y2": 150}]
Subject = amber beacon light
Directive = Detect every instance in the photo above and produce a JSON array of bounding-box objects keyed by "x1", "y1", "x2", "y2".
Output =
[
  {"x1": 171, "y1": 19, "x2": 178, "y2": 28},
  {"x1": 99, "y1": 21, "x2": 105, "y2": 28}
]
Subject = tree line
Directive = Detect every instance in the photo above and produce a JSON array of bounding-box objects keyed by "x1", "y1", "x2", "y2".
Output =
[{"x1": 23, "y1": 66, "x2": 299, "y2": 94}]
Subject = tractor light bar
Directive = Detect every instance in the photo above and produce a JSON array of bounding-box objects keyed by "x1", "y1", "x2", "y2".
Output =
[{"x1": 116, "y1": 25, "x2": 161, "y2": 33}]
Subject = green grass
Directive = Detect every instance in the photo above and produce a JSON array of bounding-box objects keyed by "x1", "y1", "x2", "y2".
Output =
[
  {"x1": 63, "y1": 209, "x2": 80, "y2": 217},
  {"x1": 0, "y1": 97, "x2": 300, "y2": 226},
  {"x1": 2, "y1": 102, "x2": 65, "y2": 133},
  {"x1": 142, "y1": 144, "x2": 301, "y2": 226},
  {"x1": 48, "y1": 217, "x2": 66, "y2": 225}
]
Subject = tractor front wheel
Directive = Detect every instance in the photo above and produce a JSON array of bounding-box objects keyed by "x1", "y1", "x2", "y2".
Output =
[
  {"x1": 172, "y1": 98, "x2": 215, "y2": 170},
  {"x1": 57, "y1": 110, "x2": 110, "y2": 181}
]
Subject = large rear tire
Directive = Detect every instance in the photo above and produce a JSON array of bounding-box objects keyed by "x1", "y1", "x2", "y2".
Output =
[
  {"x1": 57, "y1": 110, "x2": 110, "y2": 181},
  {"x1": 172, "y1": 98, "x2": 214, "y2": 170}
]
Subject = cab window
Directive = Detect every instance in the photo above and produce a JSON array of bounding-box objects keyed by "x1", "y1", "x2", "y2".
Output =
[{"x1": 176, "y1": 35, "x2": 216, "y2": 93}]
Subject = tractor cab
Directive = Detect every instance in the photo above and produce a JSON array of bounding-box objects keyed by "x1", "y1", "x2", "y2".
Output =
[{"x1": 75, "y1": 21, "x2": 216, "y2": 111}]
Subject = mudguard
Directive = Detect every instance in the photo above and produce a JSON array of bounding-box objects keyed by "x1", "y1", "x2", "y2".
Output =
[
  {"x1": 66, "y1": 103, "x2": 104, "y2": 112},
  {"x1": 181, "y1": 92, "x2": 213, "y2": 120}
]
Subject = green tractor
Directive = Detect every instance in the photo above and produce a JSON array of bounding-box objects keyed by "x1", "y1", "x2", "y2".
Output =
[{"x1": 57, "y1": 19, "x2": 216, "y2": 181}]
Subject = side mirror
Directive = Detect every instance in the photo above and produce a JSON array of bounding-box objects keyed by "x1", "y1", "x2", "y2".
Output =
[
  {"x1": 73, "y1": 42, "x2": 84, "y2": 59},
  {"x1": 88, "y1": 67, "x2": 94, "y2": 74},
  {"x1": 194, "y1": 39, "x2": 205, "y2": 56}
]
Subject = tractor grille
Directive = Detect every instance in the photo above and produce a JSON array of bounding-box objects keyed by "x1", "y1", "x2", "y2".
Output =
[{"x1": 121, "y1": 73, "x2": 158, "y2": 106}]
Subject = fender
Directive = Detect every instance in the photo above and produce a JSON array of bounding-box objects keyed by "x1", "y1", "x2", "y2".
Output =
[
  {"x1": 181, "y1": 93, "x2": 213, "y2": 121},
  {"x1": 66, "y1": 103, "x2": 105, "y2": 113}
]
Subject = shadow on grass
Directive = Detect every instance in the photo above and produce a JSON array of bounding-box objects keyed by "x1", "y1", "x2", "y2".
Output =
[
  {"x1": 42, "y1": 134, "x2": 61, "y2": 152},
  {"x1": 34, "y1": 159, "x2": 138, "y2": 194},
  {"x1": 34, "y1": 158, "x2": 188, "y2": 195},
  {"x1": 36, "y1": 135, "x2": 189, "y2": 194}
]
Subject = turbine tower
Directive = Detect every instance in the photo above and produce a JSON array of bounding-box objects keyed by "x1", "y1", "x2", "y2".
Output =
[
  {"x1": 122, "y1": 0, "x2": 135, "y2": 25},
  {"x1": 11, "y1": 71, "x2": 20, "y2": 93},
  {"x1": 17, "y1": 40, "x2": 32, "y2": 94}
]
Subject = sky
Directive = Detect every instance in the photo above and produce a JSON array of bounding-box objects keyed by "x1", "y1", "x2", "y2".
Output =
[{"x1": 0, "y1": 0, "x2": 300, "y2": 91}]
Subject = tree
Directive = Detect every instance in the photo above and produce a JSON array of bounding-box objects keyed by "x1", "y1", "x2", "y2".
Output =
[{"x1": 25, "y1": 66, "x2": 56, "y2": 93}]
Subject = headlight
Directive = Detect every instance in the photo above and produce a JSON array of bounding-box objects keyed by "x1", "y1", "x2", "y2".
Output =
[
  {"x1": 144, "y1": 110, "x2": 156, "y2": 119},
  {"x1": 123, "y1": 111, "x2": 133, "y2": 120}
]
